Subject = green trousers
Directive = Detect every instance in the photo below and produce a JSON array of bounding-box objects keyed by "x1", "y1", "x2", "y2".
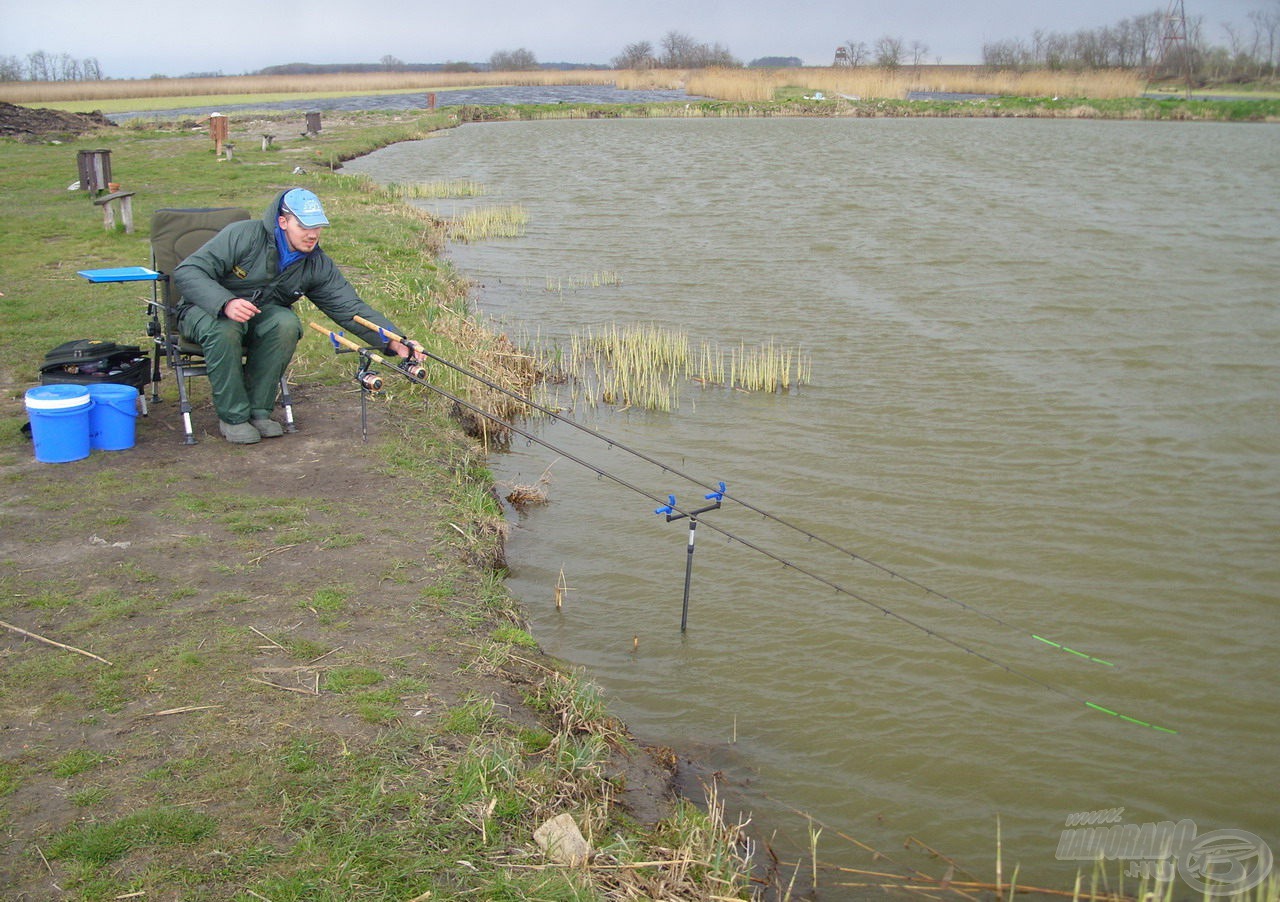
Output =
[{"x1": 179, "y1": 304, "x2": 303, "y2": 424}]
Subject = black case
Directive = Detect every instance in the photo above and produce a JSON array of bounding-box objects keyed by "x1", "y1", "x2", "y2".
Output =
[{"x1": 39, "y1": 339, "x2": 151, "y2": 391}]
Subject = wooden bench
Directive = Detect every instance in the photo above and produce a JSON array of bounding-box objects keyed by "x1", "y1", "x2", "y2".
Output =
[{"x1": 93, "y1": 190, "x2": 136, "y2": 234}]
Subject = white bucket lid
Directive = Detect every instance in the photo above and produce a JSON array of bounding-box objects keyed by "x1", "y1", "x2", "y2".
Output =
[{"x1": 25, "y1": 384, "x2": 92, "y2": 410}]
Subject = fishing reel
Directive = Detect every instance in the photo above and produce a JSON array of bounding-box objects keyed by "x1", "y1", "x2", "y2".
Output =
[
  {"x1": 355, "y1": 358, "x2": 383, "y2": 392},
  {"x1": 398, "y1": 358, "x2": 428, "y2": 380}
]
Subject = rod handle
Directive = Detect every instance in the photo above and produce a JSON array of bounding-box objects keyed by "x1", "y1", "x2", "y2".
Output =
[{"x1": 308, "y1": 321, "x2": 390, "y2": 364}]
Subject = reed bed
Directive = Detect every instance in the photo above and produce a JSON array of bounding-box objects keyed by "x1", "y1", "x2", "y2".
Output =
[
  {"x1": 444, "y1": 204, "x2": 528, "y2": 242},
  {"x1": 390, "y1": 178, "x2": 485, "y2": 199},
  {"x1": 559, "y1": 322, "x2": 811, "y2": 412},
  {"x1": 0, "y1": 69, "x2": 630, "y2": 104},
  {"x1": 1, "y1": 65, "x2": 1146, "y2": 107},
  {"x1": 679, "y1": 66, "x2": 1146, "y2": 102},
  {"x1": 545, "y1": 270, "x2": 622, "y2": 293}
]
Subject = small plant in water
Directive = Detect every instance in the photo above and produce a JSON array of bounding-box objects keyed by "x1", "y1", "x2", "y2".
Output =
[{"x1": 554, "y1": 321, "x2": 811, "y2": 411}]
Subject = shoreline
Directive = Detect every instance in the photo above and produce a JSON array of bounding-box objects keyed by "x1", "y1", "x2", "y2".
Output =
[{"x1": 0, "y1": 108, "x2": 763, "y2": 898}]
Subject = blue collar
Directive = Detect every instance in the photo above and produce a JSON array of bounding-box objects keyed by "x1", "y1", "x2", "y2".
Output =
[{"x1": 275, "y1": 225, "x2": 312, "y2": 272}]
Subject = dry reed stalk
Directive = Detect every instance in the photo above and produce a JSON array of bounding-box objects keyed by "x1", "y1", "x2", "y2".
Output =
[
  {"x1": 683, "y1": 66, "x2": 1144, "y2": 101},
  {"x1": 141, "y1": 705, "x2": 224, "y2": 717},
  {"x1": 0, "y1": 619, "x2": 112, "y2": 665}
]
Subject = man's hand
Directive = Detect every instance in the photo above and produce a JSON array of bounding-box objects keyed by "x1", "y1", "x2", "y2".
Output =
[
  {"x1": 387, "y1": 338, "x2": 426, "y2": 362},
  {"x1": 223, "y1": 297, "x2": 260, "y2": 323}
]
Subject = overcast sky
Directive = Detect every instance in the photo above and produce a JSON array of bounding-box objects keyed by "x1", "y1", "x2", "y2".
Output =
[{"x1": 0, "y1": 0, "x2": 1266, "y2": 78}]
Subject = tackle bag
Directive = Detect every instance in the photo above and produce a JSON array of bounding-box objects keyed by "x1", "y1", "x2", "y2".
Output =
[{"x1": 39, "y1": 338, "x2": 151, "y2": 391}]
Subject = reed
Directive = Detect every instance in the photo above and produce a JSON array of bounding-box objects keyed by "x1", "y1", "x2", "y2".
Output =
[
  {"x1": 444, "y1": 204, "x2": 528, "y2": 242},
  {"x1": 390, "y1": 178, "x2": 485, "y2": 199},
  {"x1": 0, "y1": 69, "x2": 632, "y2": 104},
  {"x1": 553, "y1": 322, "x2": 811, "y2": 412},
  {"x1": 0, "y1": 65, "x2": 1145, "y2": 110},
  {"x1": 682, "y1": 66, "x2": 1146, "y2": 101},
  {"x1": 544, "y1": 270, "x2": 621, "y2": 293}
]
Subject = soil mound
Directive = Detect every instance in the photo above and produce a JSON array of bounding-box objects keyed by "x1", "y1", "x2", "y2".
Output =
[{"x1": 0, "y1": 101, "x2": 115, "y2": 139}]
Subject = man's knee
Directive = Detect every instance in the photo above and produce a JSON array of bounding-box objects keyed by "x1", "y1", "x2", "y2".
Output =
[{"x1": 254, "y1": 306, "x2": 303, "y2": 345}]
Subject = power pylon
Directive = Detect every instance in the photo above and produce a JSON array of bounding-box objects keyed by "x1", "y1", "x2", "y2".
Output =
[{"x1": 1158, "y1": 0, "x2": 1195, "y2": 98}]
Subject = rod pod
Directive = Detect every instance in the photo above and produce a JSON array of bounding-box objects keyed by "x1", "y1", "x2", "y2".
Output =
[{"x1": 656, "y1": 482, "x2": 725, "y2": 632}]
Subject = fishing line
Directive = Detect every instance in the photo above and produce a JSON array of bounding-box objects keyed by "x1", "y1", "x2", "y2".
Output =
[
  {"x1": 353, "y1": 316, "x2": 1113, "y2": 667},
  {"x1": 314, "y1": 324, "x2": 1177, "y2": 734}
]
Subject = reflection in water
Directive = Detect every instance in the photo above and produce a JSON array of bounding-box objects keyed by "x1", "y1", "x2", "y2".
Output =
[{"x1": 344, "y1": 117, "x2": 1280, "y2": 894}]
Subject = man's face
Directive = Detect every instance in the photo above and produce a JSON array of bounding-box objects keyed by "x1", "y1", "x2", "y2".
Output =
[{"x1": 279, "y1": 214, "x2": 323, "y2": 253}]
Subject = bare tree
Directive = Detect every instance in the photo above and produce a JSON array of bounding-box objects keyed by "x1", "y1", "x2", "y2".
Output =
[
  {"x1": 56, "y1": 53, "x2": 81, "y2": 81},
  {"x1": 659, "y1": 31, "x2": 702, "y2": 67},
  {"x1": 909, "y1": 40, "x2": 930, "y2": 68},
  {"x1": 843, "y1": 40, "x2": 869, "y2": 66},
  {"x1": 489, "y1": 48, "x2": 539, "y2": 71},
  {"x1": 0, "y1": 55, "x2": 23, "y2": 81},
  {"x1": 658, "y1": 30, "x2": 740, "y2": 68},
  {"x1": 612, "y1": 41, "x2": 656, "y2": 70},
  {"x1": 26, "y1": 50, "x2": 52, "y2": 81},
  {"x1": 874, "y1": 35, "x2": 905, "y2": 69}
]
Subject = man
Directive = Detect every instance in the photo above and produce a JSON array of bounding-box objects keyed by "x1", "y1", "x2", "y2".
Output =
[{"x1": 173, "y1": 187, "x2": 422, "y2": 444}]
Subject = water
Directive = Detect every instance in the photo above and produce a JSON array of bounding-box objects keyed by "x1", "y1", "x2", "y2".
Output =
[{"x1": 344, "y1": 117, "x2": 1280, "y2": 894}]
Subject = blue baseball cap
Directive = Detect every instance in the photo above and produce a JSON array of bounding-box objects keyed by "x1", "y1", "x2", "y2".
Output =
[{"x1": 280, "y1": 188, "x2": 329, "y2": 227}]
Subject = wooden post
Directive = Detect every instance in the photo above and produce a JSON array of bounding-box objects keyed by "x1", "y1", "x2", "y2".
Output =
[
  {"x1": 209, "y1": 113, "x2": 228, "y2": 156},
  {"x1": 305, "y1": 110, "x2": 321, "y2": 134},
  {"x1": 76, "y1": 149, "x2": 112, "y2": 194},
  {"x1": 426, "y1": 92, "x2": 437, "y2": 110}
]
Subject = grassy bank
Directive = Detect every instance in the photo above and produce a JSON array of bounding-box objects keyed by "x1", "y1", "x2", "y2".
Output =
[{"x1": 0, "y1": 111, "x2": 757, "y2": 899}]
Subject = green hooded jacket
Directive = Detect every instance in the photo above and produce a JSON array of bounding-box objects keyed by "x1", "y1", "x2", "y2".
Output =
[{"x1": 172, "y1": 189, "x2": 399, "y2": 346}]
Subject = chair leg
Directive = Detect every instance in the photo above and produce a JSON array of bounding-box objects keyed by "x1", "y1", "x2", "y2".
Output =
[
  {"x1": 149, "y1": 349, "x2": 163, "y2": 404},
  {"x1": 175, "y1": 368, "x2": 199, "y2": 445},
  {"x1": 278, "y1": 375, "x2": 296, "y2": 433}
]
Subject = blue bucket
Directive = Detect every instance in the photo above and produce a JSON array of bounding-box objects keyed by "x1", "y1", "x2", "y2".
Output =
[
  {"x1": 25, "y1": 384, "x2": 93, "y2": 463},
  {"x1": 86, "y1": 383, "x2": 139, "y2": 451}
]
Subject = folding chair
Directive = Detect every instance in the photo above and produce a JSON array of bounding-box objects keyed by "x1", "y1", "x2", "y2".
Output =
[{"x1": 148, "y1": 208, "x2": 296, "y2": 444}]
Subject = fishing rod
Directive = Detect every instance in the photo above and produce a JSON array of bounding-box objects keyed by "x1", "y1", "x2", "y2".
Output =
[
  {"x1": 352, "y1": 316, "x2": 1112, "y2": 668},
  {"x1": 315, "y1": 322, "x2": 1177, "y2": 734}
]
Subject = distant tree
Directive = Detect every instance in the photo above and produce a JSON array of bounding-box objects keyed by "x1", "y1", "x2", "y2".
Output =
[
  {"x1": 442, "y1": 60, "x2": 480, "y2": 73},
  {"x1": 613, "y1": 41, "x2": 657, "y2": 69},
  {"x1": 56, "y1": 53, "x2": 81, "y2": 81},
  {"x1": 658, "y1": 30, "x2": 740, "y2": 68},
  {"x1": 0, "y1": 55, "x2": 24, "y2": 81},
  {"x1": 26, "y1": 50, "x2": 52, "y2": 81},
  {"x1": 659, "y1": 30, "x2": 698, "y2": 67},
  {"x1": 489, "y1": 47, "x2": 539, "y2": 71},
  {"x1": 874, "y1": 35, "x2": 904, "y2": 69},
  {"x1": 909, "y1": 40, "x2": 930, "y2": 67},
  {"x1": 840, "y1": 40, "x2": 870, "y2": 66},
  {"x1": 380, "y1": 54, "x2": 405, "y2": 69},
  {"x1": 982, "y1": 38, "x2": 1030, "y2": 70},
  {"x1": 981, "y1": 4, "x2": 1280, "y2": 82}
]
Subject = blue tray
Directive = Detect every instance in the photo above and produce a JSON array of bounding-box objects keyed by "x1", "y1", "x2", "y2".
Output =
[{"x1": 78, "y1": 266, "x2": 161, "y2": 283}]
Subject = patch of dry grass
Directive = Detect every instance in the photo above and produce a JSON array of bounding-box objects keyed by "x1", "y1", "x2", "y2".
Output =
[{"x1": 0, "y1": 65, "x2": 1146, "y2": 110}]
